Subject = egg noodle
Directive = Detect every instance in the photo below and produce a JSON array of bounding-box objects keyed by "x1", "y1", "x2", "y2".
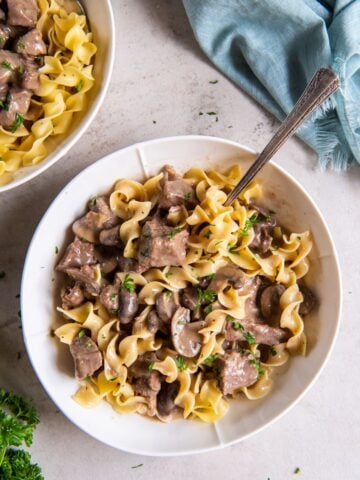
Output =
[
  {"x1": 55, "y1": 165, "x2": 312, "y2": 423},
  {"x1": 0, "y1": 0, "x2": 96, "y2": 186}
]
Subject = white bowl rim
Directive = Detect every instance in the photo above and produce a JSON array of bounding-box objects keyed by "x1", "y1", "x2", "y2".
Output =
[
  {"x1": 0, "y1": 0, "x2": 115, "y2": 194},
  {"x1": 21, "y1": 134, "x2": 342, "y2": 456}
]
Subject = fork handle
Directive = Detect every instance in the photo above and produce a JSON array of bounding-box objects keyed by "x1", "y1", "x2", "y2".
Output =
[{"x1": 224, "y1": 68, "x2": 339, "y2": 206}]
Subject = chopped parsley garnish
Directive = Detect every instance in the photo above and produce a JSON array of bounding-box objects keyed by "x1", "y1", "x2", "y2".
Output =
[
  {"x1": 165, "y1": 271, "x2": 173, "y2": 278},
  {"x1": 90, "y1": 196, "x2": 97, "y2": 206},
  {"x1": 203, "y1": 304, "x2": 213, "y2": 315},
  {"x1": 297, "y1": 236, "x2": 301, "y2": 241},
  {"x1": 3, "y1": 91, "x2": 11, "y2": 112},
  {"x1": 109, "y1": 376, "x2": 117, "y2": 381},
  {"x1": 110, "y1": 293, "x2": 118, "y2": 301},
  {"x1": 232, "y1": 321, "x2": 244, "y2": 332},
  {"x1": 0, "y1": 271, "x2": 5, "y2": 279},
  {"x1": 122, "y1": 274, "x2": 135, "y2": 293},
  {"x1": 249, "y1": 357, "x2": 264, "y2": 376},
  {"x1": 54, "y1": 246, "x2": 59, "y2": 254},
  {"x1": 84, "y1": 375, "x2": 92, "y2": 381},
  {"x1": 168, "y1": 226, "x2": 183, "y2": 240},
  {"x1": 244, "y1": 331, "x2": 255, "y2": 345},
  {"x1": 184, "y1": 191, "x2": 192, "y2": 201},
  {"x1": 294, "y1": 467, "x2": 301, "y2": 474},
  {"x1": 148, "y1": 362, "x2": 155, "y2": 372},
  {"x1": 78, "y1": 329, "x2": 86, "y2": 338},
  {"x1": 11, "y1": 113, "x2": 25, "y2": 133},
  {"x1": 76, "y1": 79, "x2": 84, "y2": 92},
  {"x1": 100, "y1": 271, "x2": 106, "y2": 278},
  {"x1": 214, "y1": 240, "x2": 223, "y2": 246},
  {"x1": 204, "y1": 354, "x2": 217, "y2": 365},
  {"x1": 165, "y1": 290, "x2": 172, "y2": 299},
  {"x1": 17, "y1": 42, "x2": 25, "y2": 50},
  {"x1": 209, "y1": 80, "x2": 218, "y2": 84},
  {"x1": 131, "y1": 464, "x2": 143, "y2": 469},
  {"x1": 206, "y1": 111, "x2": 217, "y2": 115},
  {"x1": 85, "y1": 341, "x2": 93, "y2": 349},
  {"x1": 240, "y1": 213, "x2": 262, "y2": 236},
  {"x1": 1, "y1": 60, "x2": 13, "y2": 71},
  {"x1": 0, "y1": 36, "x2": 5, "y2": 46},
  {"x1": 174, "y1": 355, "x2": 188, "y2": 372},
  {"x1": 270, "y1": 346, "x2": 277, "y2": 356},
  {"x1": 204, "y1": 230, "x2": 212, "y2": 239},
  {"x1": 197, "y1": 288, "x2": 217, "y2": 304}
]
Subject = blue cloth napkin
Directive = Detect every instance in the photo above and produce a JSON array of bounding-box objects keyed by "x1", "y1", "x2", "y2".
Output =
[{"x1": 183, "y1": 0, "x2": 360, "y2": 170}]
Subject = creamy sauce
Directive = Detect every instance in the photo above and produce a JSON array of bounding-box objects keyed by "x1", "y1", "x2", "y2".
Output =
[{"x1": 57, "y1": 0, "x2": 84, "y2": 14}]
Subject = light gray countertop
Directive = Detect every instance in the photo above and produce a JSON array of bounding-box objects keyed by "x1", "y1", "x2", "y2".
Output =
[{"x1": 0, "y1": 1, "x2": 359, "y2": 479}]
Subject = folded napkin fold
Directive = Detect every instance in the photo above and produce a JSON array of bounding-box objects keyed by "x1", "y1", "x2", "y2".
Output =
[{"x1": 183, "y1": 0, "x2": 360, "y2": 170}]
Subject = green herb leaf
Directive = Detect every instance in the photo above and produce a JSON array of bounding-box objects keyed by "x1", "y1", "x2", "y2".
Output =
[
  {"x1": 206, "y1": 111, "x2": 217, "y2": 115},
  {"x1": 197, "y1": 288, "x2": 217, "y2": 305},
  {"x1": 0, "y1": 37, "x2": 5, "y2": 46},
  {"x1": 244, "y1": 331, "x2": 255, "y2": 345},
  {"x1": 76, "y1": 79, "x2": 84, "y2": 92},
  {"x1": 174, "y1": 355, "x2": 188, "y2": 372},
  {"x1": 294, "y1": 467, "x2": 301, "y2": 474},
  {"x1": 90, "y1": 196, "x2": 97, "y2": 207},
  {"x1": 78, "y1": 329, "x2": 86, "y2": 339},
  {"x1": 17, "y1": 42, "x2": 25, "y2": 50},
  {"x1": 203, "y1": 304, "x2": 213, "y2": 315},
  {"x1": 17, "y1": 65, "x2": 25, "y2": 77},
  {"x1": 165, "y1": 271, "x2": 173, "y2": 278},
  {"x1": 110, "y1": 293, "x2": 118, "y2": 301},
  {"x1": 1, "y1": 449, "x2": 43, "y2": 479},
  {"x1": 168, "y1": 226, "x2": 183, "y2": 240},
  {"x1": 11, "y1": 113, "x2": 25, "y2": 133},
  {"x1": 209, "y1": 80, "x2": 218, "y2": 84},
  {"x1": 232, "y1": 321, "x2": 245, "y2": 332},
  {"x1": 54, "y1": 246, "x2": 59, "y2": 254},
  {"x1": 184, "y1": 192, "x2": 192, "y2": 201},
  {"x1": 4, "y1": 91, "x2": 11, "y2": 112},
  {"x1": 148, "y1": 362, "x2": 155, "y2": 373},
  {"x1": 204, "y1": 354, "x2": 217, "y2": 365},
  {"x1": 240, "y1": 214, "x2": 262, "y2": 236},
  {"x1": 1, "y1": 60, "x2": 13, "y2": 71},
  {"x1": 123, "y1": 274, "x2": 135, "y2": 293},
  {"x1": 204, "y1": 230, "x2": 212, "y2": 239},
  {"x1": 131, "y1": 464, "x2": 143, "y2": 469},
  {"x1": 270, "y1": 346, "x2": 277, "y2": 356},
  {"x1": 249, "y1": 357, "x2": 264, "y2": 376}
]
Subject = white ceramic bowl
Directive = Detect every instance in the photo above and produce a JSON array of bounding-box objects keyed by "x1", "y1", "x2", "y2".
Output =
[
  {"x1": 21, "y1": 136, "x2": 342, "y2": 456},
  {"x1": 0, "y1": 0, "x2": 115, "y2": 193}
]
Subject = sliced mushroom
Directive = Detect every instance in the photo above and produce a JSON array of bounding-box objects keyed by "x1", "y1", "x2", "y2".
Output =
[
  {"x1": 99, "y1": 226, "x2": 121, "y2": 247},
  {"x1": 118, "y1": 288, "x2": 138, "y2": 324},
  {"x1": 299, "y1": 285, "x2": 317, "y2": 315},
  {"x1": 147, "y1": 309, "x2": 162, "y2": 334},
  {"x1": 157, "y1": 380, "x2": 180, "y2": 418},
  {"x1": 155, "y1": 291, "x2": 179, "y2": 323},
  {"x1": 171, "y1": 307, "x2": 205, "y2": 358},
  {"x1": 100, "y1": 283, "x2": 119, "y2": 313},
  {"x1": 209, "y1": 265, "x2": 253, "y2": 294},
  {"x1": 180, "y1": 287, "x2": 198, "y2": 310},
  {"x1": 259, "y1": 284, "x2": 286, "y2": 319},
  {"x1": 95, "y1": 247, "x2": 118, "y2": 274},
  {"x1": 118, "y1": 256, "x2": 144, "y2": 273}
]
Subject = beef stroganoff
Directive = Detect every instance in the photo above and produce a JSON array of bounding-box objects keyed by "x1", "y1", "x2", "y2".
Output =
[
  {"x1": 54, "y1": 165, "x2": 316, "y2": 423},
  {"x1": 0, "y1": 0, "x2": 96, "y2": 185}
]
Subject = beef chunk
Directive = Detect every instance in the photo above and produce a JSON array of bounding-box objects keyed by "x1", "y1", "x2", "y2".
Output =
[
  {"x1": 224, "y1": 317, "x2": 288, "y2": 345},
  {"x1": 138, "y1": 215, "x2": 189, "y2": 269},
  {"x1": 20, "y1": 55, "x2": 40, "y2": 91},
  {"x1": 248, "y1": 212, "x2": 277, "y2": 256},
  {"x1": 0, "y1": 50, "x2": 21, "y2": 85},
  {"x1": 60, "y1": 282, "x2": 84, "y2": 310},
  {"x1": 118, "y1": 255, "x2": 143, "y2": 273},
  {"x1": 7, "y1": 0, "x2": 39, "y2": 28},
  {"x1": 180, "y1": 286, "x2": 198, "y2": 310},
  {"x1": 157, "y1": 380, "x2": 179, "y2": 418},
  {"x1": 69, "y1": 334, "x2": 102, "y2": 379},
  {"x1": 129, "y1": 353, "x2": 161, "y2": 416},
  {"x1": 215, "y1": 351, "x2": 258, "y2": 395},
  {"x1": 0, "y1": 86, "x2": 31, "y2": 128},
  {"x1": 15, "y1": 29, "x2": 47, "y2": 55},
  {"x1": 65, "y1": 265, "x2": 100, "y2": 295},
  {"x1": 56, "y1": 237, "x2": 97, "y2": 272},
  {"x1": 158, "y1": 165, "x2": 196, "y2": 209}
]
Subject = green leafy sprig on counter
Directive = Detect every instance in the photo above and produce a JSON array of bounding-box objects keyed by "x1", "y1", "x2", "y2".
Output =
[{"x1": 0, "y1": 388, "x2": 43, "y2": 479}]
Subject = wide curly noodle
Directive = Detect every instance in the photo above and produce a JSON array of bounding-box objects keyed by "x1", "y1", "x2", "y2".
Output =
[
  {"x1": 55, "y1": 164, "x2": 312, "y2": 423},
  {"x1": 0, "y1": 0, "x2": 96, "y2": 185}
]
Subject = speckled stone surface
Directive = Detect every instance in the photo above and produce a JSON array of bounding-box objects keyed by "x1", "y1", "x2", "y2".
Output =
[{"x1": 0, "y1": 1, "x2": 359, "y2": 479}]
